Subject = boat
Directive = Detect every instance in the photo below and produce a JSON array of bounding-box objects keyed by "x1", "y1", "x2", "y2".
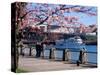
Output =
[{"x1": 54, "y1": 36, "x2": 86, "y2": 50}]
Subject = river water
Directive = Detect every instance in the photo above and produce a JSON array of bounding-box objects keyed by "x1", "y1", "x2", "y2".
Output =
[{"x1": 85, "y1": 45, "x2": 97, "y2": 52}]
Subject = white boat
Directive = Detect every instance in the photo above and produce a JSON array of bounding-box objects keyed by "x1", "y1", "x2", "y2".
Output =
[{"x1": 55, "y1": 36, "x2": 85, "y2": 49}]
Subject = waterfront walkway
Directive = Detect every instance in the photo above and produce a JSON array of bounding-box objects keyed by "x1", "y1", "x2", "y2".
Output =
[{"x1": 18, "y1": 56, "x2": 97, "y2": 72}]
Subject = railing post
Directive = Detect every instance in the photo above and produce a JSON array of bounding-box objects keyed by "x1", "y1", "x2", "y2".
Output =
[
  {"x1": 62, "y1": 49, "x2": 65, "y2": 61},
  {"x1": 82, "y1": 50, "x2": 88, "y2": 64},
  {"x1": 65, "y1": 49, "x2": 70, "y2": 62},
  {"x1": 41, "y1": 49, "x2": 44, "y2": 59},
  {"x1": 20, "y1": 44, "x2": 23, "y2": 55},
  {"x1": 79, "y1": 50, "x2": 83, "y2": 64},
  {"x1": 79, "y1": 49, "x2": 87, "y2": 64},
  {"x1": 49, "y1": 49, "x2": 52, "y2": 59},
  {"x1": 77, "y1": 48, "x2": 88, "y2": 66},
  {"x1": 77, "y1": 50, "x2": 83, "y2": 66},
  {"x1": 29, "y1": 47, "x2": 32, "y2": 56},
  {"x1": 49, "y1": 48, "x2": 55, "y2": 60},
  {"x1": 18, "y1": 41, "x2": 23, "y2": 55}
]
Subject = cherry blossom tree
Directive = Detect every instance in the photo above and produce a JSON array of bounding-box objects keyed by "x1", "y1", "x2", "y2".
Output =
[
  {"x1": 18, "y1": 3, "x2": 97, "y2": 33},
  {"x1": 25, "y1": 4, "x2": 96, "y2": 24},
  {"x1": 19, "y1": 3, "x2": 97, "y2": 41}
]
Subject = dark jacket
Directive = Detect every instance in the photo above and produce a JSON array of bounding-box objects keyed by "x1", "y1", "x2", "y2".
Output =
[{"x1": 36, "y1": 44, "x2": 42, "y2": 51}]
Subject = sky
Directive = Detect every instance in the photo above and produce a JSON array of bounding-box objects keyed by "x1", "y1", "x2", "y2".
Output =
[
  {"x1": 26, "y1": 3, "x2": 97, "y2": 26},
  {"x1": 64, "y1": 11, "x2": 97, "y2": 26}
]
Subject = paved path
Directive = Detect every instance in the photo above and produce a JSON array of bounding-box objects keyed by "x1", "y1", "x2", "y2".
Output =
[{"x1": 18, "y1": 56, "x2": 96, "y2": 72}]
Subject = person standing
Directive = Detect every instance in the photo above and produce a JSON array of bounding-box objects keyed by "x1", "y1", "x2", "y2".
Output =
[{"x1": 35, "y1": 42, "x2": 42, "y2": 57}]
